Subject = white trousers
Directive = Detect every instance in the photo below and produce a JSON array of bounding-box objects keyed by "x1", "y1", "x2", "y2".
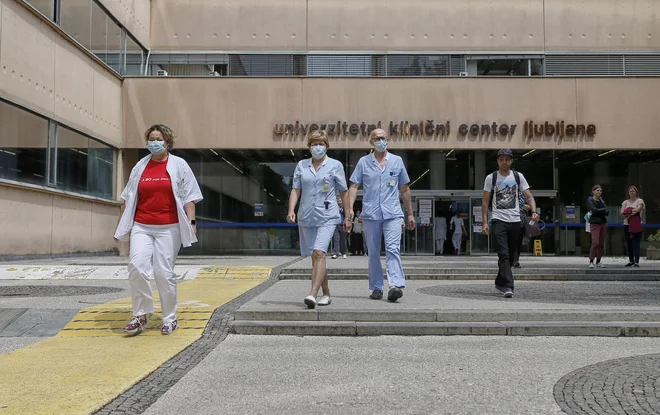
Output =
[
  {"x1": 452, "y1": 233, "x2": 462, "y2": 254},
  {"x1": 435, "y1": 238, "x2": 445, "y2": 254},
  {"x1": 128, "y1": 223, "x2": 181, "y2": 324}
]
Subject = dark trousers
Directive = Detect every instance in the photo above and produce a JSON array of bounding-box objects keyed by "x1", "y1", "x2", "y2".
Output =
[
  {"x1": 332, "y1": 225, "x2": 347, "y2": 255},
  {"x1": 492, "y1": 220, "x2": 520, "y2": 290},
  {"x1": 510, "y1": 223, "x2": 525, "y2": 265},
  {"x1": 589, "y1": 223, "x2": 607, "y2": 262},
  {"x1": 624, "y1": 225, "x2": 642, "y2": 264},
  {"x1": 351, "y1": 232, "x2": 364, "y2": 255}
]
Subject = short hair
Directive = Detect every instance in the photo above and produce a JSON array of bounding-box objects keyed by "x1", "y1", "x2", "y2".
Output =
[
  {"x1": 369, "y1": 128, "x2": 388, "y2": 142},
  {"x1": 592, "y1": 184, "x2": 602, "y2": 192},
  {"x1": 144, "y1": 124, "x2": 175, "y2": 149},
  {"x1": 307, "y1": 130, "x2": 329, "y2": 148}
]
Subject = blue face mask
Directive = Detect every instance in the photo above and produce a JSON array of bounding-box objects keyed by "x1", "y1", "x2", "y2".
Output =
[
  {"x1": 147, "y1": 140, "x2": 166, "y2": 155},
  {"x1": 373, "y1": 139, "x2": 388, "y2": 153},
  {"x1": 310, "y1": 144, "x2": 327, "y2": 160}
]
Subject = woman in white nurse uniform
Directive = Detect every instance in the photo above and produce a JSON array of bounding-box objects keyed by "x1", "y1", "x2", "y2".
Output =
[
  {"x1": 114, "y1": 124, "x2": 203, "y2": 336},
  {"x1": 287, "y1": 130, "x2": 349, "y2": 309}
]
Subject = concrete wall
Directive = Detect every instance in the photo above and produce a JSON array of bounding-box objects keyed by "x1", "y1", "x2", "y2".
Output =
[
  {"x1": 1, "y1": 0, "x2": 122, "y2": 147},
  {"x1": 150, "y1": 0, "x2": 660, "y2": 51},
  {"x1": 123, "y1": 77, "x2": 660, "y2": 151},
  {"x1": 0, "y1": 184, "x2": 119, "y2": 256}
]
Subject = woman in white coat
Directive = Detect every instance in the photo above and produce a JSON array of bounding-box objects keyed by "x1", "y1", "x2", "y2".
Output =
[{"x1": 114, "y1": 124, "x2": 203, "y2": 336}]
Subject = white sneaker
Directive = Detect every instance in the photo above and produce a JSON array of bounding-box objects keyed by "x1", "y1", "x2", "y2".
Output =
[
  {"x1": 597, "y1": 263, "x2": 605, "y2": 268},
  {"x1": 317, "y1": 296, "x2": 332, "y2": 306},
  {"x1": 342, "y1": 254, "x2": 347, "y2": 259},
  {"x1": 588, "y1": 262, "x2": 595, "y2": 269},
  {"x1": 304, "y1": 295, "x2": 316, "y2": 309},
  {"x1": 331, "y1": 254, "x2": 338, "y2": 259}
]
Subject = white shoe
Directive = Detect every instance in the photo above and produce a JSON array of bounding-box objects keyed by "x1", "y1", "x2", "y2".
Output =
[
  {"x1": 317, "y1": 296, "x2": 332, "y2": 306},
  {"x1": 331, "y1": 254, "x2": 338, "y2": 259},
  {"x1": 588, "y1": 262, "x2": 595, "y2": 269},
  {"x1": 304, "y1": 295, "x2": 316, "y2": 309},
  {"x1": 342, "y1": 254, "x2": 347, "y2": 259},
  {"x1": 597, "y1": 263, "x2": 605, "y2": 268}
]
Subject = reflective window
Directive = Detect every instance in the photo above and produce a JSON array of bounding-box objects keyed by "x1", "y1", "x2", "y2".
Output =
[
  {"x1": 91, "y1": 1, "x2": 122, "y2": 73},
  {"x1": 307, "y1": 55, "x2": 385, "y2": 77},
  {"x1": 60, "y1": 0, "x2": 92, "y2": 49},
  {"x1": 56, "y1": 126, "x2": 114, "y2": 198},
  {"x1": 125, "y1": 34, "x2": 145, "y2": 76},
  {"x1": 25, "y1": 0, "x2": 54, "y2": 20},
  {"x1": 0, "y1": 101, "x2": 48, "y2": 185},
  {"x1": 387, "y1": 55, "x2": 465, "y2": 76},
  {"x1": 229, "y1": 55, "x2": 306, "y2": 76}
]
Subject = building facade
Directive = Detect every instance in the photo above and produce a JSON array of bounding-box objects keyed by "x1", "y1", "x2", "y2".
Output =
[{"x1": 2, "y1": 0, "x2": 660, "y2": 257}]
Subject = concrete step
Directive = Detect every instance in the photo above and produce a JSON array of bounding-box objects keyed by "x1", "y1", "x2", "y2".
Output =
[
  {"x1": 283, "y1": 267, "x2": 657, "y2": 275},
  {"x1": 234, "y1": 308, "x2": 660, "y2": 323},
  {"x1": 278, "y1": 273, "x2": 660, "y2": 281},
  {"x1": 230, "y1": 320, "x2": 660, "y2": 337}
]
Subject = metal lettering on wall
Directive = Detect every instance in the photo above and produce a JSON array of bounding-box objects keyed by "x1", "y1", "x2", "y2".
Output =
[{"x1": 273, "y1": 119, "x2": 596, "y2": 144}]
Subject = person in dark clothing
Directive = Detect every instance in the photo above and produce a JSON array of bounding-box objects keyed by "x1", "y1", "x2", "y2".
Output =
[
  {"x1": 587, "y1": 184, "x2": 609, "y2": 268},
  {"x1": 482, "y1": 149, "x2": 539, "y2": 298}
]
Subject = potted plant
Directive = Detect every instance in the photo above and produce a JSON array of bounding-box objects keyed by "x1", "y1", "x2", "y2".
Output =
[{"x1": 646, "y1": 230, "x2": 660, "y2": 260}]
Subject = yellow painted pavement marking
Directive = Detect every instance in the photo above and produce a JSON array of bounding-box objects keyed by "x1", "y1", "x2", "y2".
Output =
[{"x1": 0, "y1": 266, "x2": 270, "y2": 415}]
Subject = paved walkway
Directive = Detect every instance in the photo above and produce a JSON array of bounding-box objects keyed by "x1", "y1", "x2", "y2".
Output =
[
  {"x1": 0, "y1": 257, "x2": 296, "y2": 414},
  {"x1": 1, "y1": 254, "x2": 660, "y2": 414}
]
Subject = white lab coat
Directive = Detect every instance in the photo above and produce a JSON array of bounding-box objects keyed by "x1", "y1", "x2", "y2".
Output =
[{"x1": 114, "y1": 154, "x2": 203, "y2": 248}]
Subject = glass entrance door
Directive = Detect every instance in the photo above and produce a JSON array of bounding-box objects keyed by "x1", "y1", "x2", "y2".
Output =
[
  {"x1": 469, "y1": 196, "x2": 490, "y2": 254},
  {"x1": 401, "y1": 197, "x2": 435, "y2": 255}
]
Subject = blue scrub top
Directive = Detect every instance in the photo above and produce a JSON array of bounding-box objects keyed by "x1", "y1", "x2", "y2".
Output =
[
  {"x1": 292, "y1": 157, "x2": 348, "y2": 227},
  {"x1": 349, "y1": 152, "x2": 410, "y2": 221}
]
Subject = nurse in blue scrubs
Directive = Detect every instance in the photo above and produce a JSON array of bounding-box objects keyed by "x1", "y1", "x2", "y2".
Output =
[
  {"x1": 346, "y1": 129, "x2": 415, "y2": 302},
  {"x1": 287, "y1": 130, "x2": 350, "y2": 309}
]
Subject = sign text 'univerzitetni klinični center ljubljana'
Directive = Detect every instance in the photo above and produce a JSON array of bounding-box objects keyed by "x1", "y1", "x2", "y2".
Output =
[{"x1": 273, "y1": 120, "x2": 596, "y2": 144}]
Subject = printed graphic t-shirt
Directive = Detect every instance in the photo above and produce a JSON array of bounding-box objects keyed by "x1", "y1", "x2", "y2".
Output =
[
  {"x1": 483, "y1": 171, "x2": 530, "y2": 223},
  {"x1": 134, "y1": 159, "x2": 179, "y2": 225}
]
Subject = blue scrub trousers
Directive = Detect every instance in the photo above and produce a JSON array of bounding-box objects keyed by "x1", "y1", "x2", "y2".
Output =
[{"x1": 363, "y1": 218, "x2": 406, "y2": 291}]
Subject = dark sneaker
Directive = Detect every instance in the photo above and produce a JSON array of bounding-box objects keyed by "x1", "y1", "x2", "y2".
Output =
[
  {"x1": 625, "y1": 262, "x2": 634, "y2": 267},
  {"x1": 513, "y1": 262, "x2": 521, "y2": 268},
  {"x1": 387, "y1": 287, "x2": 403, "y2": 302},
  {"x1": 123, "y1": 316, "x2": 147, "y2": 336},
  {"x1": 161, "y1": 319, "x2": 178, "y2": 335},
  {"x1": 369, "y1": 290, "x2": 383, "y2": 300},
  {"x1": 633, "y1": 263, "x2": 640, "y2": 267}
]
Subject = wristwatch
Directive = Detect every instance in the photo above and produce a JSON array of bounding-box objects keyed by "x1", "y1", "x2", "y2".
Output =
[{"x1": 190, "y1": 220, "x2": 196, "y2": 225}]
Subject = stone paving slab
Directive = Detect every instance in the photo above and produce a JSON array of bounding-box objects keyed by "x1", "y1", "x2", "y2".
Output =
[
  {"x1": 0, "y1": 308, "x2": 26, "y2": 332},
  {"x1": 0, "y1": 309, "x2": 79, "y2": 337}
]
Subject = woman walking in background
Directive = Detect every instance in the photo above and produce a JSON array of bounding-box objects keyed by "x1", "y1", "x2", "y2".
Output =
[
  {"x1": 587, "y1": 184, "x2": 609, "y2": 269},
  {"x1": 114, "y1": 124, "x2": 203, "y2": 336},
  {"x1": 287, "y1": 130, "x2": 349, "y2": 309},
  {"x1": 621, "y1": 185, "x2": 645, "y2": 267}
]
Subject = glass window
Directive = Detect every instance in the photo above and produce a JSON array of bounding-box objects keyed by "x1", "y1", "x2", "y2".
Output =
[
  {"x1": 26, "y1": 0, "x2": 54, "y2": 20},
  {"x1": 56, "y1": 125, "x2": 114, "y2": 198},
  {"x1": 229, "y1": 55, "x2": 306, "y2": 76},
  {"x1": 387, "y1": 55, "x2": 451, "y2": 76},
  {"x1": 60, "y1": 0, "x2": 92, "y2": 49},
  {"x1": 125, "y1": 34, "x2": 145, "y2": 76},
  {"x1": 0, "y1": 101, "x2": 48, "y2": 186},
  {"x1": 307, "y1": 55, "x2": 384, "y2": 77},
  {"x1": 90, "y1": 1, "x2": 122, "y2": 73}
]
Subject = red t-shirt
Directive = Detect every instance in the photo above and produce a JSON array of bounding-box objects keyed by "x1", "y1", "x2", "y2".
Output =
[{"x1": 134, "y1": 159, "x2": 179, "y2": 225}]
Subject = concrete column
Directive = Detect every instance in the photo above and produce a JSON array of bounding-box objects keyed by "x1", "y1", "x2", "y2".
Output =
[
  {"x1": 430, "y1": 151, "x2": 446, "y2": 190},
  {"x1": 474, "y1": 151, "x2": 486, "y2": 190}
]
